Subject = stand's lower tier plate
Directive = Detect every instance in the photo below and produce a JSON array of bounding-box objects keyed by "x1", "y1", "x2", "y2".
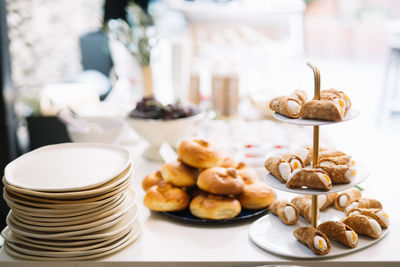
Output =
[
  {"x1": 273, "y1": 109, "x2": 360, "y2": 126},
  {"x1": 249, "y1": 209, "x2": 389, "y2": 259},
  {"x1": 264, "y1": 163, "x2": 369, "y2": 195}
]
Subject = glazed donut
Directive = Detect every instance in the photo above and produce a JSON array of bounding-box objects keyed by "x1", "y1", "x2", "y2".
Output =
[
  {"x1": 197, "y1": 167, "x2": 244, "y2": 195},
  {"x1": 161, "y1": 160, "x2": 197, "y2": 187},
  {"x1": 236, "y1": 162, "x2": 258, "y2": 185},
  {"x1": 238, "y1": 180, "x2": 276, "y2": 210},
  {"x1": 177, "y1": 139, "x2": 223, "y2": 169},
  {"x1": 190, "y1": 194, "x2": 241, "y2": 220},
  {"x1": 143, "y1": 181, "x2": 189, "y2": 212},
  {"x1": 142, "y1": 171, "x2": 164, "y2": 191}
]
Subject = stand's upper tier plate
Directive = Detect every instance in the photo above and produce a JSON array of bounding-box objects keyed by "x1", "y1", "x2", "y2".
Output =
[
  {"x1": 264, "y1": 163, "x2": 369, "y2": 195},
  {"x1": 273, "y1": 109, "x2": 360, "y2": 126}
]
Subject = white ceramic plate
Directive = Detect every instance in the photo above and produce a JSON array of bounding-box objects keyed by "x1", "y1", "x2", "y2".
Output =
[
  {"x1": 6, "y1": 203, "x2": 138, "y2": 240},
  {"x1": 249, "y1": 208, "x2": 389, "y2": 259},
  {"x1": 4, "y1": 143, "x2": 131, "y2": 191},
  {"x1": 3, "y1": 165, "x2": 132, "y2": 200},
  {"x1": 3, "y1": 220, "x2": 141, "y2": 261},
  {"x1": 273, "y1": 109, "x2": 360, "y2": 126},
  {"x1": 264, "y1": 164, "x2": 369, "y2": 195},
  {"x1": 8, "y1": 189, "x2": 136, "y2": 232}
]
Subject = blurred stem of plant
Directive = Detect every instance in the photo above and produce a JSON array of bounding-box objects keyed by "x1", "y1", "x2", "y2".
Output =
[{"x1": 107, "y1": 2, "x2": 155, "y2": 96}]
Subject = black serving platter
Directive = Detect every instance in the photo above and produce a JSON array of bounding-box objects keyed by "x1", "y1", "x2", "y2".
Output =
[{"x1": 160, "y1": 208, "x2": 269, "y2": 225}]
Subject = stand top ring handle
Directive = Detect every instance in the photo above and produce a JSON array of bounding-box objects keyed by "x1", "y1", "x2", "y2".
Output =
[{"x1": 307, "y1": 62, "x2": 321, "y2": 100}]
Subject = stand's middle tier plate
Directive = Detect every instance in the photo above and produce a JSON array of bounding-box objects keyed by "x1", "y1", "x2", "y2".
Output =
[
  {"x1": 264, "y1": 163, "x2": 369, "y2": 195},
  {"x1": 273, "y1": 109, "x2": 360, "y2": 126}
]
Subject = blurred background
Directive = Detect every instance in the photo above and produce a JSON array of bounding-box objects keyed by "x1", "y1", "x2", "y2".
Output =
[{"x1": 1, "y1": 0, "x2": 400, "y2": 228}]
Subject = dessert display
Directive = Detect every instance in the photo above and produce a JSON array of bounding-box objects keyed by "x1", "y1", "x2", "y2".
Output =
[
  {"x1": 270, "y1": 88, "x2": 351, "y2": 122},
  {"x1": 1, "y1": 143, "x2": 140, "y2": 260},
  {"x1": 342, "y1": 214, "x2": 382, "y2": 239},
  {"x1": 334, "y1": 188, "x2": 362, "y2": 211},
  {"x1": 293, "y1": 226, "x2": 331, "y2": 255},
  {"x1": 142, "y1": 138, "x2": 276, "y2": 221},
  {"x1": 317, "y1": 221, "x2": 358, "y2": 248},
  {"x1": 269, "y1": 200, "x2": 299, "y2": 225}
]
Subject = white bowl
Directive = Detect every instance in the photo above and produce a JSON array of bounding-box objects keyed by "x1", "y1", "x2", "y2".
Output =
[
  {"x1": 126, "y1": 111, "x2": 213, "y2": 161},
  {"x1": 67, "y1": 117, "x2": 123, "y2": 144}
]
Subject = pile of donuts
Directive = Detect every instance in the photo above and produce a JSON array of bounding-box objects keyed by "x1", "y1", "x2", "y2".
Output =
[
  {"x1": 142, "y1": 138, "x2": 276, "y2": 220},
  {"x1": 270, "y1": 188, "x2": 389, "y2": 255}
]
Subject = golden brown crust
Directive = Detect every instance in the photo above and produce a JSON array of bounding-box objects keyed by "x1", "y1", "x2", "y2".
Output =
[
  {"x1": 177, "y1": 139, "x2": 223, "y2": 169},
  {"x1": 316, "y1": 162, "x2": 353, "y2": 184},
  {"x1": 291, "y1": 196, "x2": 313, "y2": 223},
  {"x1": 319, "y1": 192, "x2": 338, "y2": 211},
  {"x1": 289, "y1": 90, "x2": 308, "y2": 105},
  {"x1": 300, "y1": 99, "x2": 343, "y2": 121},
  {"x1": 238, "y1": 181, "x2": 275, "y2": 210},
  {"x1": 318, "y1": 221, "x2": 358, "y2": 248},
  {"x1": 220, "y1": 154, "x2": 238, "y2": 168},
  {"x1": 293, "y1": 227, "x2": 331, "y2": 255},
  {"x1": 342, "y1": 214, "x2": 381, "y2": 239},
  {"x1": 142, "y1": 171, "x2": 164, "y2": 191},
  {"x1": 347, "y1": 198, "x2": 383, "y2": 210},
  {"x1": 197, "y1": 167, "x2": 244, "y2": 195},
  {"x1": 269, "y1": 200, "x2": 299, "y2": 225},
  {"x1": 282, "y1": 153, "x2": 305, "y2": 170},
  {"x1": 319, "y1": 155, "x2": 352, "y2": 166},
  {"x1": 143, "y1": 181, "x2": 189, "y2": 212},
  {"x1": 345, "y1": 208, "x2": 388, "y2": 228},
  {"x1": 236, "y1": 162, "x2": 258, "y2": 185},
  {"x1": 334, "y1": 188, "x2": 362, "y2": 211},
  {"x1": 161, "y1": 160, "x2": 197, "y2": 187},
  {"x1": 269, "y1": 96, "x2": 301, "y2": 118},
  {"x1": 189, "y1": 194, "x2": 241, "y2": 220},
  {"x1": 286, "y1": 168, "x2": 332, "y2": 191},
  {"x1": 264, "y1": 155, "x2": 287, "y2": 183}
]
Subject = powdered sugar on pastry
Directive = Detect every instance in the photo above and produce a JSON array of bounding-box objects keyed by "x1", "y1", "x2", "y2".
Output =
[
  {"x1": 284, "y1": 205, "x2": 297, "y2": 223},
  {"x1": 314, "y1": 236, "x2": 328, "y2": 252},
  {"x1": 369, "y1": 219, "x2": 382, "y2": 237},
  {"x1": 278, "y1": 162, "x2": 291, "y2": 181},
  {"x1": 346, "y1": 230, "x2": 358, "y2": 246}
]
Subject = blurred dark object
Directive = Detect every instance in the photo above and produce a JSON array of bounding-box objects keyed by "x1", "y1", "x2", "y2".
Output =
[
  {"x1": 26, "y1": 116, "x2": 71, "y2": 151},
  {"x1": 104, "y1": 0, "x2": 150, "y2": 25},
  {"x1": 129, "y1": 97, "x2": 200, "y2": 120}
]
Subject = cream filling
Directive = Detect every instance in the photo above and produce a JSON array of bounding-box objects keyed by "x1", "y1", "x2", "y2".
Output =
[
  {"x1": 344, "y1": 166, "x2": 357, "y2": 180},
  {"x1": 288, "y1": 93, "x2": 301, "y2": 103},
  {"x1": 290, "y1": 159, "x2": 302, "y2": 171},
  {"x1": 368, "y1": 218, "x2": 382, "y2": 237},
  {"x1": 345, "y1": 201, "x2": 359, "y2": 214},
  {"x1": 287, "y1": 168, "x2": 301, "y2": 182},
  {"x1": 339, "y1": 195, "x2": 349, "y2": 208},
  {"x1": 346, "y1": 230, "x2": 358, "y2": 246},
  {"x1": 318, "y1": 194, "x2": 327, "y2": 209},
  {"x1": 334, "y1": 99, "x2": 345, "y2": 117},
  {"x1": 376, "y1": 211, "x2": 389, "y2": 226},
  {"x1": 317, "y1": 172, "x2": 332, "y2": 187},
  {"x1": 278, "y1": 162, "x2": 292, "y2": 181},
  {"x1": 340, "y1": 92, "x2": 351, "y2": 109},
  {"x1": 348, "y1": 210, "x2": 360, "y2": 216},
  {"x1": 313, "y1": 236, "x2": 328, "y2": 252},
  {"x1": 350, "y1": 157, "x2": 356, "y2": 166},
  {"x1": 284, "y1": 205, "x2": 297, "y2": 223},
  {"x1": 287, "y1": 100, "x2": 301, "y2": 115}
]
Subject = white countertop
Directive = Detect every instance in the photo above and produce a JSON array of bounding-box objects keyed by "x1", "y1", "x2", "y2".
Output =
[{"x1": 0, "y1": 121, "x2": 400, "y2": 266}]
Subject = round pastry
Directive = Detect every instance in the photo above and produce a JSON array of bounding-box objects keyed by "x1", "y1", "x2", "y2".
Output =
[
  {"x1": 177, "y1": 138, "x2": 223, "y2": 169},
  {"x1": 190, "y1": 194, "x2": 241, "y2": 220},
  {"x1": 236, "y1": 162, "x2": 258, "y2": 185},
  {"x1": 143, "y1": 181, "x2": 189, "y2": 212},
  {"x1": 142, "y1": 171, "x2": 164, "y2": 191},
  {"x1": 239, "y1": 180, "x2": 276, "y2": 210},
  {"x1": 161, "y1": 160, "x2": 197, "y2": 187},
  {"x1": 197, "y1": 167, "x2": 244, "y2": 195}
]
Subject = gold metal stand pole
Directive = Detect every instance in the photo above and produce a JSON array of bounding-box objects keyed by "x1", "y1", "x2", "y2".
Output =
[{"x1": 307, "y1": 62, "x2": 321, "y2": 228}]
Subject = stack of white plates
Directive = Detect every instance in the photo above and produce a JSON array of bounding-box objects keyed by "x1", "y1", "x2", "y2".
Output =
[{"x1": 1, "y1": 143, "x2": 140, "y2": 260}]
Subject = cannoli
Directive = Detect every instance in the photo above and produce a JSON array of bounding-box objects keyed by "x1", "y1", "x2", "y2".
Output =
[
  {"x1": 320, "y1": 155, "x2": 355, "y2": 166},
  {"x1": 342, "y1": 214, "x2": 382, "y2": 239},
  {"x1": 322, "y1": 89, "x2": 351, "y2": 112},
  {"x1": 286, "y1": 168, "x2": 332, "y2": 191},
  {"x1": 282, "y1": 153, "x2": 305, "y2": 171},
  {"x1": 316, "y1": 193, "x2": 338, "y2": 211},
  {"x1": 300, "y1": 99, "x2": 344, "y2": 121},
  {"x1": 264, "y1": 155, "x2": 291, "y2": 183},
  {"x1": 345, "y1": 198, "x2": 383, "y2": 214},
  {"x1": 334, "y1": 188, "x2": 362, "y2": 211},
  {"x1": 269, "y1": 96, "x2": 302, "y2": 119},
  {"x1": 317, "y1": 162, "x2": 356, "y2": 184},
  {"x1": 296, "y1": 146, "x2": 329, "y2": 166},
  {"x1": 288, "y1": 90, "x2": 308, "y2": 105},
  {"x1": 269, "y1": 200, "x2": 300, "y2": 225},
  {"x1": 318, "y1": 221, "x2": 358, "y2": 248},
  {"x1": 293, "y1": 226, "x2": 331, "y2": 255},
  {"x1": 346, "y1": 208, "x2": 389, "y2": 228},
  {"x1": 291, "y1": 195, "x2": 315, "y2": 223}
]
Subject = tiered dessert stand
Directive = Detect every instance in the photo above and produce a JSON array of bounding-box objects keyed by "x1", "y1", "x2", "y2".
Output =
[{"x1": 249, "y1": 63, "x2": 388, "y2": 258}]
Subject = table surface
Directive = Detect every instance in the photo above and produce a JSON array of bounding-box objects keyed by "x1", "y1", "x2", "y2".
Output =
[{"x1": 0, "y1": 120, "x2": 399, "y2": 267}]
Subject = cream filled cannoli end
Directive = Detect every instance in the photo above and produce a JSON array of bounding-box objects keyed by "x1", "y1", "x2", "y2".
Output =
[{"x1": 293, "y1": 226, "x2": 331, "y2": 255}]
